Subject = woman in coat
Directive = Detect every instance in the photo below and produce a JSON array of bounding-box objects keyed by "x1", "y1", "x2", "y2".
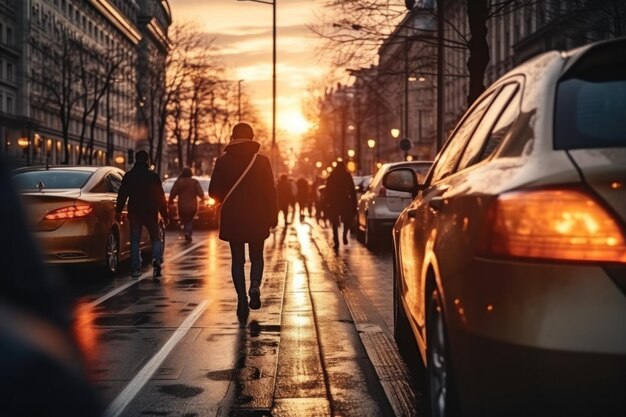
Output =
[
  {"x1": 209, "y1": 123, "x2": 278, "y2": 316},
  {"x1": 325, "y1": 161, "x2": 357, "y2": 250},
  {"x1": 168, "y1": 167, "x2": 205, "y2": 242}
]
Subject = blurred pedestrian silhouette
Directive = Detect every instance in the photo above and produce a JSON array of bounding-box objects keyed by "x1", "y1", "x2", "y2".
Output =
[
  {"x1": 325, "y1": 161, "x2": 357, "y2": 250},
  {"x1": 0, "y1": 157, "x2": 103, "y2": 416},
  {"x1": 116, "y1": 150, "x2": 169, "y2": 279},
  {"x1": 296, "y1": 177, "x2": 309, "y2": 220},
  {"x1": 276, "y1": 174, "x2": 292, "y2": 225},
  {"x1": 209, "y1": 123, "x2": 278, "y2": 316},
  {"x1": 168, "y1": 167, "x2": 204, "y2": 243}
]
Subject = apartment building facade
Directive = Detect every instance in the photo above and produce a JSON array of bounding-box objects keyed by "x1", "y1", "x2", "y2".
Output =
[{"x1": 0, "y1": 0, "x2": 171, "y2": 171}]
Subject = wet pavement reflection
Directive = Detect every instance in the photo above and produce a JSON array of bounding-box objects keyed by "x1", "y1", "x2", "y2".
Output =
[{"x1": 62, "y1": 217, "x2": 417, "y2": 416}]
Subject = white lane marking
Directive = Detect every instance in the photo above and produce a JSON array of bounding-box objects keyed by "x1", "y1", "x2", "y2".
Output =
[
  {"x1": 103, "y1": 300, "x2": 209, "y2": 417},
  {"x1": 84, "y1": 240, "x2": 205, "y2": 310}
]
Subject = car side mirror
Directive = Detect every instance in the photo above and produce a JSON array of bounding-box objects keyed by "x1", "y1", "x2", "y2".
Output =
[{"x1": 382, "y1": 168, "x2": 419, "y2": 195}]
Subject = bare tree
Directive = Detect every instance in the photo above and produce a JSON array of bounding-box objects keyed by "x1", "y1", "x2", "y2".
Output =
[
  {"x1": 30, "y1": 32, "x2": 85, "y2": 164},
  {"x1": 312, "y1": 0, "x2": 536, "y2": 107},
  {"x1": 75, "y1": 46, "x2": 128, "y2": 165}
]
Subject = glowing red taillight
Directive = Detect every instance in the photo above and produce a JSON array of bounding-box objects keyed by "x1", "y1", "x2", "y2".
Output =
[
  {"x1": 480, "y1": 189, "x2": 626, "y2": 263},
  {"x1": 44, "y1": 205, "x2": 93, "y2": 220}
]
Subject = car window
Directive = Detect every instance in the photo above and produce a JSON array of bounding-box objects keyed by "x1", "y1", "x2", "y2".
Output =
[
  {"x1": 430, "y1": 91, "x2": 494, "y2": 183},
  {"x1": 106, "y1": 173, "x2": 122, "y2": 193},
  {"x1": 555, "y1": 51, "x2": 626, "y2": 150},
  {"x1": 369, "y1": 166, "x2": 387, "y2": 190},
  {"x1": 13, "y1": 170, "x2": 92, "y2": 190},
  {"x1": 457, "y1": 83, "x2": 519, "y2": 171},
  {"x1": 162, "y1": 179, "x2": 176, "y2": 193}
]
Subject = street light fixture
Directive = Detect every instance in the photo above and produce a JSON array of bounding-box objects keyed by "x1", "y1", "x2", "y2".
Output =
[
  {"x1": 367, "y1": 139, "x2": 376, "y2": 149},
  {"x1": 237, "y1": 0, "x2": 276, "y2": 168},
  {"x1": 390, "y1": 128, "x2": 400, "y2": 139},
  {"x1": 347, "y1": 149, "x2": 355, "y2": 158}
]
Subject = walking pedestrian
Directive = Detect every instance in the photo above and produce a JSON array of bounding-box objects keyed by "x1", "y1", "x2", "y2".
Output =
[
  {"x1": 115, "y1": 150, "x2": 169, "y2": 279},
  {"x1": 296, "y1": 177, "x2": 309, "y2": 220},
  {"x1": 325, "y1": 161, "x2": 357, "y2": 250},
  {"x1": 168, "y1": 167, "x2": 205, "y2": 243},
  {"x1": 276, "y1": 174, "x2": 292, "y2": 225},
  {"x1": 209, "y1": 123, "x2": 278, "y2": 316}
]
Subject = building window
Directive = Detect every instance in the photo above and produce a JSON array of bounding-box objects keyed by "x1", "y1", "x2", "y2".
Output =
[
  {"x1": 6, "y1": 26, "x2": 12, "y2": 45},
  {"x1": 0, "y1": 92, "x2": 3, "y2": 112},
  {"x1": 6, "y1": 63, "x2": 12, "y2": 82},
  {"x1": 6, "y1": 96, "x2": 13, "y2": 114}
]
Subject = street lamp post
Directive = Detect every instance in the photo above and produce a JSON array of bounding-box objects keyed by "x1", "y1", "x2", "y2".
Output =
[
  {"x1": 237, "y1": 0, "x2": 277, "y2": 169},
  {"x1": 367, "y1": 139, "x2": 376, "y2": 174}
]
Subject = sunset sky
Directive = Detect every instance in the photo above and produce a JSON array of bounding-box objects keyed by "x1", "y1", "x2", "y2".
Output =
[{"x1": 169, "y1": 0, "x2": 336, "y2": 148}]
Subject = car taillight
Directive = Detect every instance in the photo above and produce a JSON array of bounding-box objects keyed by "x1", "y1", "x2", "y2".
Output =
[
  {"x1": 481, "y1": 189, "x2": 626, "y2": 263},
  {"x1": 44, "y1": 205, "x2": 93, "y2": 220},
  {"x1": 378, "y1": 187, "x2": 387, "y2": 197}
]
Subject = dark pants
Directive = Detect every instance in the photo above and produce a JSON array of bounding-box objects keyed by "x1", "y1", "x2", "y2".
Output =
[
  {"x1": 330, "y1": 212, "x2": 353, "y2": 245},
  {"x1": 129, "y1": 214, "x2": 162, "y2": 271},
  {"x1": 179, "y1": 209, "x2": 196, "y2": 237},
  {"x1": 229, "y1": 240, "x2": 265, "y2": 299}
]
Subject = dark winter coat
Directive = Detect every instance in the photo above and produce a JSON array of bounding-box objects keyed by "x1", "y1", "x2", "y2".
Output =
[
  {"x1": 209, "y1": 139, "x2": 278, "y2": 242},
  {"x1": 276, "y1": 177, "x2": 293, "y2": 209},
  {"x1": 169, "y1": 177, "x2": 204, "y2": 219},
  {"x1": 325, "y1": 167, "x2": 357, "y2": 221},
  {"x1": 116, "y1": 161, "x2": 168, "y2": 221},
  {"x1": 296, "y1": 178, "x2": 309, "y2": 204}
]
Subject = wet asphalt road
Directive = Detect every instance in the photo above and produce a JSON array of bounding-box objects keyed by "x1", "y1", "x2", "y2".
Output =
[{"x1": 64, "y1": 218, "x2": 418, "y2": 417}]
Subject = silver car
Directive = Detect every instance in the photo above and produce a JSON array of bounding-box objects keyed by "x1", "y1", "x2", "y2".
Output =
[
  {"x1": 357, "y1": 161, "x2": 432, "y2": 248},
  {"x1": 384, "y1": 38, "x2": 626, "y2": 416}
]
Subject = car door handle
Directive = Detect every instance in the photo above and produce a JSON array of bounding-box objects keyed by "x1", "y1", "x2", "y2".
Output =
[
  {"x1": 429, "y1": 197, "x2": 444, "y2": 210},
  {"x1": 407, "y1": 209, "x2": 417, "y2": 219}
]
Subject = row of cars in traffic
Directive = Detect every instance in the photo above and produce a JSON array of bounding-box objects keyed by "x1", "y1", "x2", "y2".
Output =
[{"x1": 10, "y1": 167, "x2": 219, "y2": 276}]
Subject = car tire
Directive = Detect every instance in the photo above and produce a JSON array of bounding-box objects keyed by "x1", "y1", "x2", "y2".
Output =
[
  {"x1": 105, "y1": 229, "x2": 120, "y2": 276},
  {"x1": 365, "y1": 219, "x2": 378, "y2": 249},
  {"x1": 394, "y1": 259, "x2": 426, "y2": 383},
  {"x1": 427, "y1": 288, "x2": 459, "y2": 417}
]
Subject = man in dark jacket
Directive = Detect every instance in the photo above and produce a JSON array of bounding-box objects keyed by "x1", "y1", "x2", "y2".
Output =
[
  {"x1": 169, "y1": 167, "x2": 205, "y2": 243},
  {"x1": 325, "y1": 161, "x2": 357, "y2": 250},
  {"x1": 209, "y1": 123, "x2": 278, "y2": 316},
  {"x1": 116, "y1": 150, "x2": 169, "y2": 278}
]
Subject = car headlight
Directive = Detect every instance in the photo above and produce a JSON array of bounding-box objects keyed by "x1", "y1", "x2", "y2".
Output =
[{"x1": 205, "y1": 197, "x2": 216, "y2": 207}]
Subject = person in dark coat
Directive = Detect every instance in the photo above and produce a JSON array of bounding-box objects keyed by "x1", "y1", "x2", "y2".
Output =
[
  {"x1": 325, "y1": 161, "x2": 357, "y2": 250},
  {"x1": 296, "y1": 177, "x2": 309, "y2": 219},
  {"x1": 209, "y1": 123, "x2": 278, "y2": 316},
  {"x1": 169, "y1": 167, "x2": 205, "y2": 243},
  {"x1": 276, "y1": 174, "x2": 292, "y2": 225},
  {"x1": 116, "y1": 150, "x2": 169, "y2": 279}
]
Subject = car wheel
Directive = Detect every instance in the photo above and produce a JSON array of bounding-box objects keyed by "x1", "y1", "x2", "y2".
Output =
[
  {"x1": 427, "y1": 288, "x2": 459, "y2": 417},
  {"x1": 365, "y1": 220, "x2": 378, "y2": 249},
  {"x1": 105, "y1": 229, "x2": 119, "y2": 275}
]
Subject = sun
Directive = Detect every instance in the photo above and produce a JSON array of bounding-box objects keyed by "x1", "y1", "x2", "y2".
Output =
[{"x1": 280, "y1": 111, "x2": 313, "y2": 136}]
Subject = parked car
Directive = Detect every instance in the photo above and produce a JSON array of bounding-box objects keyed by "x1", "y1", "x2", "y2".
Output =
[
  {"x1": 385, "y1": 38, "x2": 626, "y2": 416},
  {"x1": 12, "y1": 166, "x2": 155, "y2": 275},
  {"x1": 356, "y1": 161, "x2": 432, "y2": 248},
  {"x1": 162, "y1": 176, "x2": 217, "y2": 228}
]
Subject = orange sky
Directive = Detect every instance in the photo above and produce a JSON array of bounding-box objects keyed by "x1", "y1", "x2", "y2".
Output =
[{"x1": 169, "y1": 0, "x2": 333, "y2": 150}]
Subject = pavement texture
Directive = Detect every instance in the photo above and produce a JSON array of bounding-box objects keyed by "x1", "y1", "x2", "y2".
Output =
[{"x1": 67, "y1": 219, "x2": 419, "y2": 416}]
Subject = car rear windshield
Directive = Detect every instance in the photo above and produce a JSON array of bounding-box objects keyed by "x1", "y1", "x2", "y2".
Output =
[
  {"x1": 554, "y1": 44, "x2": 626, "y2": 150},
  {"x1": 13, "y1": 170, "x2": 92, "y2": 190}
]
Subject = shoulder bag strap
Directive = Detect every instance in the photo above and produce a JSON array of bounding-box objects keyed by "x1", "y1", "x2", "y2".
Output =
[{"x1": 221, "y1": 154, "x2": 258, "y2": 207}]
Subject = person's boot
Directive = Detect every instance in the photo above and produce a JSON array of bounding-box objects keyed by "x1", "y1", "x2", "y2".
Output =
[
  {"x1": 131, "y1": 269, "x2": 142, "y2": 278},
  {"x1": 184, "y1": 234, "x2": 192, "y2": 243},
  {"x1": 249, "y1": 286, "x2": 261, "y2": 310},
  {"x1": 152, "y1": 259, "x2": 162, "y2": 279}
]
